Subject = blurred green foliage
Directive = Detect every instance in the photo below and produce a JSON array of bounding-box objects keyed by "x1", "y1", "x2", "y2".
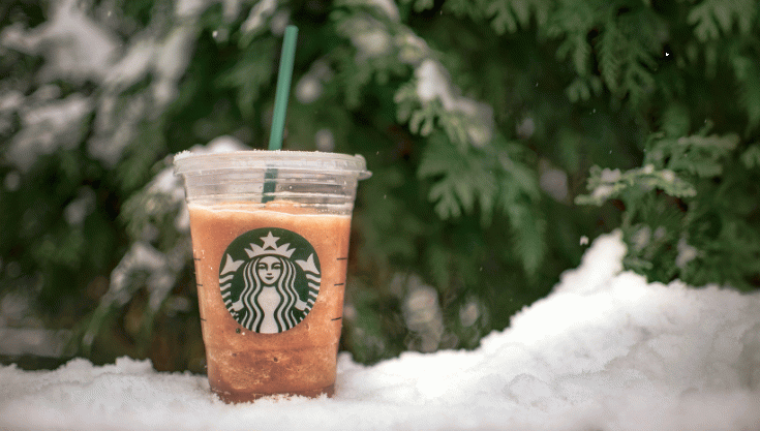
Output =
[{"x1": 0, "y1": 0, "x2": 758, "y2": 371}]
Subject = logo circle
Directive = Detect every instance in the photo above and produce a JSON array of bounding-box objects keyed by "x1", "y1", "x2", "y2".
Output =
[{"x1": 218, "y1": 227, "x2": 321, "y2": 334}]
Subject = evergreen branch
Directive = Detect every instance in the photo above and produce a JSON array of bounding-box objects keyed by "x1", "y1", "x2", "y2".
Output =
[
  {"x1": 215, "y1": 39, "x2": 276, "y2": 118},
  {"x1": 418, "y1": 131, "x2": 545, "y2": 274},
  {"x1": 576, "y1": 165, "x2": 697, "y2": 207},
  {"x1": 740, "y1": 144, "x2": 760, "y2": 169},
  {"x1": 565, "y1": 76, "x2": 603, "y2": 102},
  {"x1": 497, "y1": 149, "x2": 541, "y2": 203},
  {"x1": 442, "y1": 0, "x2": 550, "y2": 33},
  {"x1": 496, "y1": 151, "x2": 544, "y2": 275},
  {"x1": 595, "y1": 8, "x2": 662, "y2": 104},
  {"x1": 487, "y1": 0, "x2": 519, "y2": 34},
  {"x1": 400, "y1": 0, "x2": 436, "y2": 12},
  {"x1": 687, "y1": 0, "x2": 756, "y2": 42},
  {"x1": 331, "y1": 6, "x2": 411, "y2": 108},
  {"x1": 336, "y1": 5, "x2": 497, "y2": 151},
  {"x1": 418, "y1": 133, "x2": 498, "y2": 220},
  {"x1": 505, "y1": 203, "x2": 546, "y2": 277},
  {"x1": 485, "y1": 0, "x2": 541, "y2": 34},
  {"x1": 597, "y1": 19, "x2": 623, "y2": 94},
  {"x1": 557, "y1": 33, "x2": 593, "y2": 78},
  {"x1": 659, "y1": 104, "x2": 691, "y2": 138},
  {"x1": 647, "y1": 133, "x2": 740, "y2": 178},
  {"x1": 395, "y1": 61, "x2": 494, "y2": 150},
  {"x1": 730, "y1": 53, "x2": 760, "y2": 132},
  {"x1": 409, "y1": 102, "x2": 438, "y2": 137},
  {"x1": 547, "y1": 0, "x2": 598, "y2": 76},
  {"x1": 425, "y1": 243, "x2": 452, "y2": 295},
  {"x1": 444, "y1": 0, "x2": 487, "y2": 18}
]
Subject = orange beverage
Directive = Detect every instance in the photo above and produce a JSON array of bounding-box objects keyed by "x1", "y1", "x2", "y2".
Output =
[{"x1": 175, "y1": 151, "x2": 369, "y2": 403}]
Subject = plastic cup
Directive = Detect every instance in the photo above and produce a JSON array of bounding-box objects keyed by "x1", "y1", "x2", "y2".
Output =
[{"x1": 173, "y1": 150, "x2": 370, "y2": 403}]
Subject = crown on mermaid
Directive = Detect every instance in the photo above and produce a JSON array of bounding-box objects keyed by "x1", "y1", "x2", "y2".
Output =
[{"x1": 245, "y1": 231, "x2": 295, "y2": 259}]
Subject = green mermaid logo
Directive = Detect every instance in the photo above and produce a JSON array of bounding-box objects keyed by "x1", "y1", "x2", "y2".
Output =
[{"x1": 219, "y1": 228, "x2": 321, "y2": 333}]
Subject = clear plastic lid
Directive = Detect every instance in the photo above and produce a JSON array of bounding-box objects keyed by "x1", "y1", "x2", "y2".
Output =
[{"x1": 174, "y1": 150, "x2": 371, "y2": 180}]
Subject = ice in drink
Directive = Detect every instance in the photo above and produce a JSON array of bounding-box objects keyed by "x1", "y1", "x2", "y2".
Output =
[{"x1": 189, "y1": 201, "x2": 352, "y2": 402}]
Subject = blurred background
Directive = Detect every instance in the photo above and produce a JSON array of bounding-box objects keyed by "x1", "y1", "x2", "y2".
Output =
[{"x1": 1, "y1": 0, "x2": 759, "y2": 373}]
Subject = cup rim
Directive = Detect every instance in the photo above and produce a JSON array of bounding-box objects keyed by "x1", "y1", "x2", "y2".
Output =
[{"x1": 173, "y1": 150, "x2": 371, "y2": 180}]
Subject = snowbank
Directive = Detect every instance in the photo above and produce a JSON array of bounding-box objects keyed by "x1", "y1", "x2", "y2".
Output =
[{"x1": 1, "y1": 232, "x2": 759, "y2": 431}]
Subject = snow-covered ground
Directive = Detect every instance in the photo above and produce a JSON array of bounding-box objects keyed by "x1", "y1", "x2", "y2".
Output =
[{"x1": 1, "y1": 232, "x2": 759, "y2": 431}]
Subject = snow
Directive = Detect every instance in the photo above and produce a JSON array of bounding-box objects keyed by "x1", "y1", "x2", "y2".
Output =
[
  {"x1": 90, "y1": 19, "x2": 197, "y2": 166},
  {"x1": 2, "y1": 232, "x2": 760, "y2": 431},
  {"x1": 91, "y1": 239, "x2": 179, "y2": 346},
  {"x1": 153, "y1": 27, "x2": 197, "y2": 106},
  {"x1": 539, "y1": 159, "x2": 569, "y2": 202},
  {"x1": 414, "y1": 59, "x2": 494, "y2": 147},
  {"x1": 0, "y1": 328, "x2": 70, "y2": 358},
  {"x1": 516, "y1": 116, "x2": 536, "y2": 139},
  {"x1": 0, "y1": 0, "x2": 120, "y2": 84},
  {"x1": 91, "y1": 19, "x2": 197, "y2": 166},
  {"x1": 175, "y1": 0, "x2": 244, "y2": 21},
  {"x1": 88, "y1": 136, "x2": 249, "y2": 325},
  {"x1": 221, "y1": 0, "x2": 244, "y2": 22},
  {"x1": 600, "y1": 167, "x2": 622, "y2": 182},
  {"x1": 402, "y1": 275, "x2": 444, "y2": 352},
  {"x1": 295, "y1": 59, "x2": 332, "y2": 104},
  {"x1": 103, "y1": 40, "x2": 156, "y2": 91},
  {"x1": 314, "y1": 129, "x2": 336, "y2": 152},
  {"x1": 3, "y1": 171, "x2": 21, "y2": 192},
  {"x1": 175, "y1": 0, "x2": 210, "y2": 19},
  {"x1": 366, "y1": 0, "x2": 401, "y2": 22},
  {"x1": 7, "y1": 94, "x2": 93, "y2": 171},
  {"x1": 241, "y1": 0, "x2": 277, "y2": 35},
  {"x1": 1, "y1": 0, "x2": 212, "y2": 170},
  {"x1": 269, "y1": 10, "x2": 291, "y2": 35},
  {"x1": 63, "y1": 187, "x2": 96, "y2": 226},
  {"x1": 396, "y1": 29, "x2": 429, "y2": 64},
  {"x1": 630, "y1": 226, "x2": 651, "y2": 252},
  {"x1": 87, "y1": 93, "x2": 149, "y2": 167},
  {"x1": 0, "y1": 292, "x2": 71, "y2": 358},
  {"x1": 592, "y1": 184, "x2": 615, "y2": 200},
  {"x1": 676, "y1": 237, "x2": 698, "y2": 268},
  {"x1": 0, "y1": 90, "x2": 24, "y2": 136},
  {"x1": 352, "y1": 27, "x2": 393, "y2": 59}
]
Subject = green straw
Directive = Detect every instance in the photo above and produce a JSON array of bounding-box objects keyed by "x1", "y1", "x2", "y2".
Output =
[
  {"x1": 268, "y1": 25, "x2": 299, "y2": 151},
  {"x1": 264, "y1": 25, "x2": 298, "y2": 203}
]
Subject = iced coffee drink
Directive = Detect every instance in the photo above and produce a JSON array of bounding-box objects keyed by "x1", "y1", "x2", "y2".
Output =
[
  {"x1": 174, "y1": 150, "x2": 369, "y2": 403},
  {"x1": 189, "y1": 201, "x2": 351, "y2": 401}
]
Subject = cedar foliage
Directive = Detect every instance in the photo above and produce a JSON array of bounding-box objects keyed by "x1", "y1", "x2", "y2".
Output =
[{"x1": 0, "y1": 0, "x2": 758, "y2": 369}]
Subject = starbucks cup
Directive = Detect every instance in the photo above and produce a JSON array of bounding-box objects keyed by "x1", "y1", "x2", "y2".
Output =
[{"x1": 174, "y1": 150, "x2": 370, "y2": 403}]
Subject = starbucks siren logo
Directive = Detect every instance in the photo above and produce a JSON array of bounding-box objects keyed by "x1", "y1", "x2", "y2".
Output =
[{"x1": 219, "y1": 228, "x2": 321, "y2": 333}]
